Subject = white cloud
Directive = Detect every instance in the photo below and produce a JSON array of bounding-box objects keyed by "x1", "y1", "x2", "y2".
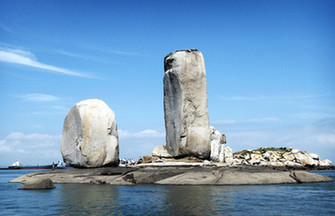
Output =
[
  {"x1": 0, "y1": 47, "x2": 94, "y2": 78},
  {"x1": 57, "y1": 49, "x2": 109, "y2": 63},
  {"x1": 119, "y1": 129, "x2": 165, "y2": 138},
  {"x1": 13, "y1": 93, "x2": 60, "y2": 102},
  {"x1": 0, "y1": 132, "x2": 62, "y2": 166},
  {"x1": 81, "y1": 43, "x2": 144, "y2": 56},
  {"x1": 0, "y1": 129, "x2": 166, "y2": 166}
]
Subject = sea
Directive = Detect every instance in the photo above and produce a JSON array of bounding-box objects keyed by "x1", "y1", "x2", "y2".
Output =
[{"x1": 0, "y1": 169, "x2": 334, "y2": 216}]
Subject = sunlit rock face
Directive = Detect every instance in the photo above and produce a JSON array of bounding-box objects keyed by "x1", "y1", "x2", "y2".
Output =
[
  {"x1": 163, "y1": 49, "x2": 211, "y2": 159},
  {"x1": 210, "y1": 126, "x2": 232, "y2": 163},
  {"x1": 61, "y1": 99, "x2": 119, "y2": 167}
]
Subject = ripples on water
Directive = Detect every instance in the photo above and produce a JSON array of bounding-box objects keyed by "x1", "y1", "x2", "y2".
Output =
[{"x1": 1, "y1": 170, "x2": 334, "y2": 215}]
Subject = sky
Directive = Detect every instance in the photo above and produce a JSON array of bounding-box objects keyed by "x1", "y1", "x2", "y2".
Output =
[{"x1": 0, "y1": 0, "x2": 334, "y2": 166}]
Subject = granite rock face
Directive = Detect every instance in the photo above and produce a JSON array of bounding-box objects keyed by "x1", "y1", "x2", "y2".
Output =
[
  {"x1": 163, "y1": 49, "x2": 211, "y2": 158},
  {"x1": 210, "y1": 126, "x2": 232, "y2": 163},
  {"x1": 152, "y1": 145, "x2": 172, "y2": 158},
  {"x1": 61, "y1": 99, "x2": 119, "y2": 168}
]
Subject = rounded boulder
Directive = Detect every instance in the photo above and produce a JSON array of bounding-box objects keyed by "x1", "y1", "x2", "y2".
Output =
[{"x1": 61, "y1": 99, "x2": 119, "y2": 167}]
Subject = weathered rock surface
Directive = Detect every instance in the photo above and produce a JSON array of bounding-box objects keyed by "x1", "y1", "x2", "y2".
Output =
[
  {"x1": 210, "y1": 126, "x2": 232, "y2": 163},
  {"x1": 11, "y1": 166, "x2": 333, "y2": 186},
  {"x1": 290, "y1": 170, "x2": 333, "y2": 183},
  {"x1": 233, "y1": 147, "x2": 334, "y2": 169},
  {"x1": 139, "y1": 155, "x2": 204, "y2": 164},
  {"x1": 61, "y1": 99, "x2": 119, "y2": 168},
  {"x1": 18, "y1": 177, "x2": 55, "y2": 190},
  {"x1": 156, "y1": 170, "x2": 299, "y2": 185},
  {"x1": 163, "y1": 49, "x2": 211, "y2": 159},
  {"x1": 152, "y1": 145, "x2": 172, "y2": 158}
]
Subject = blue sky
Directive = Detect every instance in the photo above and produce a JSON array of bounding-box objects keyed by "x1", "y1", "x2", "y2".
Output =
[{"x1": 0, "y1": 0, "x2": 334, "y2": 166}]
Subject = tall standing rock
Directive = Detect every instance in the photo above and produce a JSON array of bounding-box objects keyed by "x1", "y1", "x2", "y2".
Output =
[
  {"x1": 163, "y1": 49, "x2": 211, "y2": 158},
  {"x1": 61, "y1": 99, "x2": 119, "y2": 167}
]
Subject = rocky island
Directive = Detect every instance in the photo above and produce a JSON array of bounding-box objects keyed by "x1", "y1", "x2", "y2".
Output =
[{"x1": 11, "y1": 49, "x2": 334, "y2": 189}]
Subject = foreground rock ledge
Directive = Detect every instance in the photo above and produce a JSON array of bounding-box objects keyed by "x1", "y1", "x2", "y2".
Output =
[{"x1": 10, "y1": 165, "x2": 333, "y2": 186}]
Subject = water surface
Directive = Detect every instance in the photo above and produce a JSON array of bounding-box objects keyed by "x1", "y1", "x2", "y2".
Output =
[{"x1": 1, "y1": 170, "x2": 334, "y2": 215}]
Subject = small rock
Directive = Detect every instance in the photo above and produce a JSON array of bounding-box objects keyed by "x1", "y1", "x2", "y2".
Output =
[
  {"x1": 263, "y1": 152, "x2": 271, "y2": 160},
  {"x1": 270, "y1": 162, "x2": 285, "y2": 167},
  {"x1": 155, "y1": 158, "x2": 164, "y2": 163},
  {"x1": 308, "y1": 153, "x2": 319, "y2": 160},
  {"x1": 291, "y1": 149, "x2": 300, "y2": 154},
  {"x1": 210, "y1": 126, "x2": 226, "y2": 162},
  {"x1": 122, "y1": 173, "x2": 136, "y2": 184},
  {"x1": 90, "y1": 179, "x2": 106, "y2": 185},
  {"x1": 295, "y1": 152, "x2": 317, "y2": 166},
  {"x1": 138, "y1": 155, "x2": 157, "y2": 164},
  {"x1": 251, "y1": 159, "x2": 261, "y2": 165},
  {"x1": 325, "y1": 159, "x2": 334, "y2": 166},
  {"x1": 284, "y1": 161, "x2": 295, "y2": 167},
  {"x1": 259, "y1": 161, "x2": 268, "y2": 166},
  {"x1": 223, "y1": 147, "x2": 234, "y2": 164},
  {"x1": 152, "y1": 145, "x2": 172, "y2": 158},
  {"x1": 283, "y1": 153, "x2": 295, "y2": 161},
  {"x1": 19, "y1": 177, "x2": 55, "y2": 190},
  {"x1": 233, "y1": 158, "x2": 243, "y2": 165}
]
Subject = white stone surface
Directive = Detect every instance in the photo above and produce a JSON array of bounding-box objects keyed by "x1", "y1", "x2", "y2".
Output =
[
  {"x1": 295, "y1": 152, "x2": 317, "y2": 166},
  {"x1": 223, "y1": 146, "x2": 234, "y2": 164},
  {"x1": 283, "y1": 153, "x2": 295, "y2": 161},
  {"x1": 263, "y1": 152, "x2": 271, "y2": 160},
  {"x1": 152, "y1": 145, "x2": 172, "y2": 158},
  {"x1": 321, "y1": 159, "x2": 334, "y2": 167},
  {"x1": 61, "y1": 99, "x2": 119, "y2": 167},
  {"x1": 210, "y1": 126, "x2": 226, "y2": 162},
  {"x1": 250, "y1": 154, "x2": 262, "y2": 165},
  {"x1": 308, "y1": 153, "x2": 319, "y2": 160},
  {"x1": 163, "y1": 49, "x2": 211, "y2": 159},
  {"x1": 232, "y1": 148, "x2": 333, "y2": 168}
]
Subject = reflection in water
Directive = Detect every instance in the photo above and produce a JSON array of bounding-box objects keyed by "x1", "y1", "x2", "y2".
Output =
[
  {"x1": 57, "y1": 184, "x2": 170, "y2": 215},
  {"x1": 56, "y1": 184, "x2": 278, "y2": 215},
  {"x1": 1, "y1": 171, "x2": 334, "y2": 215},
  {"x1": 58, "y1": 184, "x2": 121, "y2": 215},
  {"x1": 164, "y1": 186, "x2": 237, "y2": 215}
]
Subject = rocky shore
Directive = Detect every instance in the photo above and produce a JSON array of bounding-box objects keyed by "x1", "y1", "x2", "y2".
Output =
[
  {"x1": 232, "y1": 147, "x2": 334, "y2": 168},
  {"x1": 14, "y1": 49, "x2": 333, "y2": 189},
  {"x1": 11, "y1": 164, "x2": 334, "y2": 189}
]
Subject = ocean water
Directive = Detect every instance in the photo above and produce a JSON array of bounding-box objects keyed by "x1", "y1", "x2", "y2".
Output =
[{"x1": 0, "y1": 170, "x2": 334, "y2": 216}]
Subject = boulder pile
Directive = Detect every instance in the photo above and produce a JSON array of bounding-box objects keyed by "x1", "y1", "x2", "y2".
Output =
[{"x1": 232, "y1": 147, "x2": 334, "y2": 168}]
